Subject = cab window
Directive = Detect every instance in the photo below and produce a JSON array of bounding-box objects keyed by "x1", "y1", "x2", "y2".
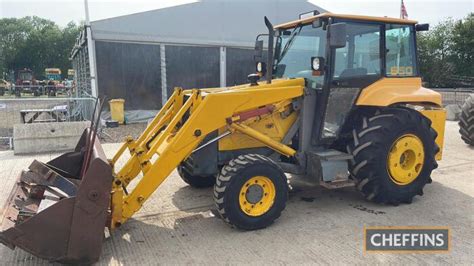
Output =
[
  {"x1": 333, "y1": 23, "x2": 382, "y2": 79},
  {"x1": 385, "y1": 24, "x2": 417, "y2": 76}
]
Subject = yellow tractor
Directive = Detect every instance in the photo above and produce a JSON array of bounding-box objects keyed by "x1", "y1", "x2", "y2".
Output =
[{"x1": 0, "y1": 12, "x2": 446, "y2": 263}]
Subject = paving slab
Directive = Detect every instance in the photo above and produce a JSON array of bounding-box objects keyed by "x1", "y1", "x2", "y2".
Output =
[{"x1": 0, "y1": 121, "x2": 472, "y2": 264}]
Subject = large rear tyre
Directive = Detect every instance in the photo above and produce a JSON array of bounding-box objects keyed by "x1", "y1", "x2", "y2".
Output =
[
  {"x1": 347, "y1": 108, "x2": 438, "y2": 205},
  {"x1": 177, "y1": 164, "x2": 215, "y2": 188},
  {"x1": 459, "y1": 94, "x2": 474, "y2": 146},
  {"x1": 214, "y1": 154, "x2": 288, "y2": 230}
]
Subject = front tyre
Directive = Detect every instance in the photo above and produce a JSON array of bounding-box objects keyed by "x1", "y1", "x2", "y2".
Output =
[
  {"x1": 347, "y1": 107, "x2": 439, "y2": 205},
  {"x1": 214, "y1": 154, "x2": 288, "y2": 230}
]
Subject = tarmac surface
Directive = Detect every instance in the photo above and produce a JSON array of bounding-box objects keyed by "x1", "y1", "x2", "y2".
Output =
[{"x1": 0, "y1": 121, "x2": 472, "y2": 264}]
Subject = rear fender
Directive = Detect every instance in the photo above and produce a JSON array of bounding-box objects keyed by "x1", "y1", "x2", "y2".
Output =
[{"x1": 356, "y1": 77, "x2": 442, "y2": 107}]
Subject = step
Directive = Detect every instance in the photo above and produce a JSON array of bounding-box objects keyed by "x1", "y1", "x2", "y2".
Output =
[
  {"x1": 308, "y1": 149, "x2": 353, "y2": 182},
  {"x1": 319, "y1": 179, "x2": 355, "y2": 189}
]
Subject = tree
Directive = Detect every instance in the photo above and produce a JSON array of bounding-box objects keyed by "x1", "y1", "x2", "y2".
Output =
[
  {"x1": 0, "y1": 16, "x2": 82, "y2": 81},
  {"x1": 417, "y1": 13, "x2": 474, "y2": 87},
  {"x1": 451, "y1": 13, "x2": 474, "y2": 78}
]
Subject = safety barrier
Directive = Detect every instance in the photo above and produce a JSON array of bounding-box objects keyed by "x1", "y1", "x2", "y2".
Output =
[
  {"x1": 432, "y1": 88, "x2": 474, "y2": 106},
  {"x1": 0, "y1": 97, "x2": 95, "y2": 150}
]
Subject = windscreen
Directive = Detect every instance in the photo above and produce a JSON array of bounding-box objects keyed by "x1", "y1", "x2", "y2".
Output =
[{"x1": 274, "y1": 24, "x2": 327, "y2": 89}]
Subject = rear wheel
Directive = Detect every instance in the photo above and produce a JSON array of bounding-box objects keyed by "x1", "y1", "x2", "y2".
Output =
[
  {"x1": 347, "y1": 107, "x2": 438, "y2": 205},
  {"x1": 459, "y1": 94, "x2": 474, "y2": 146},
  {"x1": 177, "y1": 164, "x2": 215, "y2": 188},
  {"x1": 214, "y1": 154, "x2": 288, "y2": 230}
]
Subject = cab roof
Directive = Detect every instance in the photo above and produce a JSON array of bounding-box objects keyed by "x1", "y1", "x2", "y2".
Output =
[{"x1": 275, "y1": 12, "x2": 418, "y2": 29}]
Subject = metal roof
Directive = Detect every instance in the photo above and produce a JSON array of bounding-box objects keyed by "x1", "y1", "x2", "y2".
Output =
[{"x1": 90, "y1": 0, "x2": 327, "y2": 47}]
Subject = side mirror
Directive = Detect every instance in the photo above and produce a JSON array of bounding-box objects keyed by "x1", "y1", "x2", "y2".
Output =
[
  {"x1": 299, "y1": 10, "x2": 320, "y2": 20},
  {"x1": 329, "y1": 23, "x2": 347, "y2": 49},
  {"x1": 415, "y1": 23, "x2": 429, "y2": 31},
  {"x1": 311, "y1": 57, "x2": 325, "y2": 75},
  {"x1": 254, "y1": 40, "x2": 264, "y2": 61},
  {"x1": 312, "y1": 19, "x2": 322, "y2": 28}
]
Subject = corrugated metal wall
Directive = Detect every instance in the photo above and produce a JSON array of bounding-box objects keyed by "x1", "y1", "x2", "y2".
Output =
[
  {"x1": 165, "y1": 45, "x2": 220, "y2": 96},
  {"x1": 95, "y1": 41, "x2": 162, "y2": 109},
  {"x1": 93, "y1": 41, "x2": 258, "y2": 110},
  {"x1": 226, "y1": 48, "x2": 255, "y2": 87}
]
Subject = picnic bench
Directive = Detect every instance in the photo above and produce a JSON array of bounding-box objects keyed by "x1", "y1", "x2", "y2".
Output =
[{"x1": 20, "y1": 105, "x2": 68, "y2": 124}]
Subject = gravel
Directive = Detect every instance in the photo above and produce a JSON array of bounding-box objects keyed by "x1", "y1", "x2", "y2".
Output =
[{"x1": 100, "y1": 123, "x2": 148, "y2": 143}]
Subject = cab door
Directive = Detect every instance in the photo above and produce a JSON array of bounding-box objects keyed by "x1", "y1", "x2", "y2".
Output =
[{"x1": 317, "y1": 21, "x2": 383, "y2": 142}]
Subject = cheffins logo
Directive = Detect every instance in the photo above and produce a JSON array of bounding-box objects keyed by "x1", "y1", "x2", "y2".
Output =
[{"x1": 364, "y1": 227, "x2": 450, "y2": 253}]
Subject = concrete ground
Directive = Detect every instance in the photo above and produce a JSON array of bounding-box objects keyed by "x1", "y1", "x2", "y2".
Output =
[{"x1": 0, "y1": 121, "x2": 472, "y2": 265}]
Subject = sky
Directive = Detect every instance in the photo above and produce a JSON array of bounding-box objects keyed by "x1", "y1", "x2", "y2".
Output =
[{"x1": 0, "y1": 0, "x2": 473, "y2": 27}]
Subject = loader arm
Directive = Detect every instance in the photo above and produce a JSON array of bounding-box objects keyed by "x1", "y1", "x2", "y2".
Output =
[{"x1": 109, "y1": 79, "x2": 305, "y2": 228}]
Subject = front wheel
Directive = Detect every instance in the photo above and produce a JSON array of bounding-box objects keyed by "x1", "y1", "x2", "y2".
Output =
[
  {"x1": 347, "y1": 107, "x2": 439, "y2": 205},
  {"x1": 214, "y1": 154, "x2": 288, "y2": 230}
]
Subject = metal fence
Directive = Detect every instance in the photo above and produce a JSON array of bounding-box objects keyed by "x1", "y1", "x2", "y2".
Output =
[
  {"x1": 0, "y1": 85, "x2": 75, "y2": 97},
  {"x1": 71, "y1": 29, "x2": 92, "y2": 97},
  {"x1": 0, "y1": 97, "x2": 95, "y2": 149},
  {"x1": 432, "y1": 88, "x2": 474, "y2": 106}
]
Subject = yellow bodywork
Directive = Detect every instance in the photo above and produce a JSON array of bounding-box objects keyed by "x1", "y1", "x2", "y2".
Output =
[
  {"x1": 109, "y1": 78, "x2": 304, "y2": 227},
  {"x1": 219, "y1": 100, "x2": 297, "y2": 151},
  {"x1": 356, "y1": 77, "x2": 442, "y2": 107},
  {"x1": 420, "y1": 109, "x2": 446, "y2": 160}
]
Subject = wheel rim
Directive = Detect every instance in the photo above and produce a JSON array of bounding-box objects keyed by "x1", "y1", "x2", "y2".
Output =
[
  {"x1": 387, "y1": 134, "x2": 425, "y2": 185},
  {"x1": 239, "y1": 176, "x2": 276, "y2": 216}
]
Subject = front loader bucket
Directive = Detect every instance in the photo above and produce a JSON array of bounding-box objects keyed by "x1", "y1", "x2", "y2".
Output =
[{"x1": 0, "y1": 129, "x2": 113, "y2": 264}]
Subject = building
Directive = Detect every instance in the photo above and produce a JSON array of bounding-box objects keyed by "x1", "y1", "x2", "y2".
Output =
[{"x1": 71, "y1": 0, "x2": 326, "y2": 109}]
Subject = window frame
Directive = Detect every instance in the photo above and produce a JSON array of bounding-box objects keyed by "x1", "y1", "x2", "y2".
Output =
[
  {"x1": 383, "y1": 23, "x2": 420, "y2": 78},
  {"x1": 332, "y1": 18, "x2": 420, "y2": 78},
  {"x1": 331, "y1": 19, "x2": 385, "y2": 80}
]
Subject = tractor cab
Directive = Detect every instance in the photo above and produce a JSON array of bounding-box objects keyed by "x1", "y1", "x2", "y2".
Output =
[{"x1": 254, "y1": 12, "x2": 433, "y2": 145}]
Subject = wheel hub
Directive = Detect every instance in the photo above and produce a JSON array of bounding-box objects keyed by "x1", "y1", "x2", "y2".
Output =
[
  {"x1": 387, "y1": 134, "x2": 425, "y2": 185},
  {"x1": 239, "y1": 176, "x2": 276, "y2": 216},
  {"x1": 245, "y1": 184, "x2": 264, "y2": 204}
]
